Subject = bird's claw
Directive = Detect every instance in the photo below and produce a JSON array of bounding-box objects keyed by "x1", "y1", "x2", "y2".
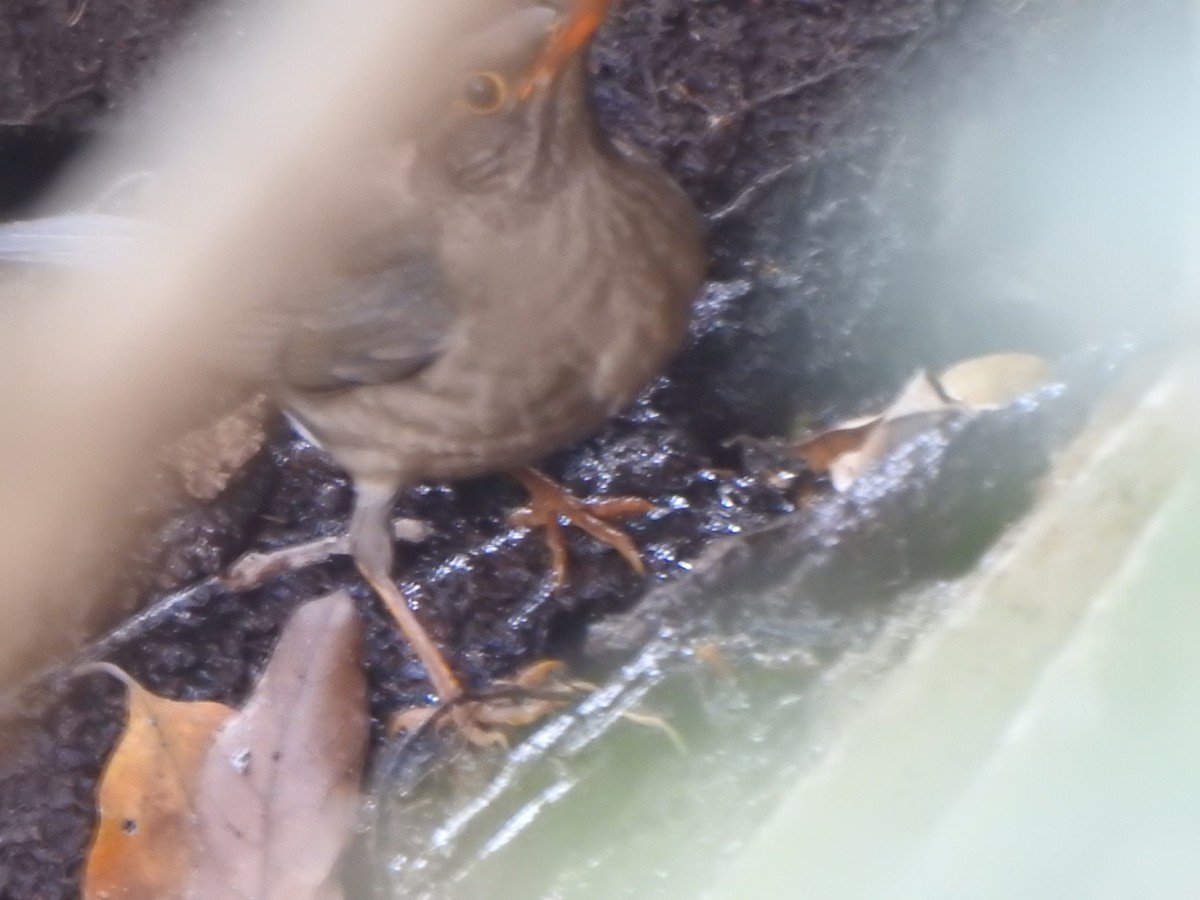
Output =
[
  {"x1": 388, "y1": 659, "x2": 586, "y2": 746},
  {"x1": 388, "y1": 659, "x2": 684, "y2": 751},
  {"x1": 509, "y1": 467, "x2": 654, "y2": 587}
]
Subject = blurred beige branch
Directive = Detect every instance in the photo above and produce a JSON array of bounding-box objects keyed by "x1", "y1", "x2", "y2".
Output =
[{"x1": 0, "y1": 0, "x2": 488, "y2": 685}]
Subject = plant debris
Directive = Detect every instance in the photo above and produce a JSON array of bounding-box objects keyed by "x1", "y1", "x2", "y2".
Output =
[
  {"x1": 937, "y1": 352, "x2": 1052, "y2": 411},
  {"x1": 792, "y1": 353, "x2": 1052, "y2": 491},
  {"x1": 80, "y1": 668, "x2": 231, "y2": 900},
  {"x1": 81, "y1": 592, "x2": 367, "y2": 900}
]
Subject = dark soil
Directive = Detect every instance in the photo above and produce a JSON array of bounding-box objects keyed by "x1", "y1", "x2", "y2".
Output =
[{"x1": 0, "y1": 0, "x2": 1189, "y2": 896}]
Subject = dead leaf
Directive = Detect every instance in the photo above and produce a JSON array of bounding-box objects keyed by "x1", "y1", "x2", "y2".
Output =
[
  {"x1": 828, "y1": 370, "x2": 956, "y2": 490},
  {"x1": 791, "y1": 353, "x2": 1050, "y2": 491},
  {"x1": 936, "y1": 352, "x2": 1051, "y2": 410},
  {"x1": 186, "y1": 591, "x2": 368, "y2": 900},
  {"x1": 791, "y1": 371, "x2": 954, "y2": 490},
  {"x1": 82, "y1": 592, "x2": 368, "y2": 900},
  {"x1": 790, "y1": 414, "x2": 880, "y2": 474},
  {"x1": 82, "y1": 665, "x2": 234, "y2": 900}
]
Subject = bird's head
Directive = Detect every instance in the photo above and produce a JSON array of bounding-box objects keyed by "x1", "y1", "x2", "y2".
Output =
[{"x1": 417, "y1": 0, "x2": 613, "y2": 197}]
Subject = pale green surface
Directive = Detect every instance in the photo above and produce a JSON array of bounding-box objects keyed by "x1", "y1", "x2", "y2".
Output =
[
  {"x1": 362, "y1": 374, "x2": 1198, "y2": 900},
  {"x1": 707, "y1": 369, "x2": 1199, "y2": 900},
  {"x1": 895, "y1": 476, "x2": 1200, "y2": 899}
]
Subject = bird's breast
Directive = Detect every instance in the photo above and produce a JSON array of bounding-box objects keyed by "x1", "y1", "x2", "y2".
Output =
[{"x1": 290, "y1": 155, "x2": 704, "y2": 486}]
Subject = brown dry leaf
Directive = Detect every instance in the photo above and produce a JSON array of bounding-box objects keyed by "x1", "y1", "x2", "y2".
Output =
[
  {"x1": 81, "y1": 592, "x2": 368, "y2": 900},
  {"x1": 790, "y1": 414, "x2": 880, "y2": 475},
  {"x1": 936, "y1": 352, "x2": 1051, "y2": 410},
  {"x1": 828, "y1": 369, "x2": 956, "y2": 490},
  {"x1": 793, "y1": 353, "x2": 1050, "y2": 492},
  {"x1": 185, "y1": 591, "x2": 368, "y2": 900},
  {"x1": 82, "y1": 665, "x2": 234, "y2": 900}
]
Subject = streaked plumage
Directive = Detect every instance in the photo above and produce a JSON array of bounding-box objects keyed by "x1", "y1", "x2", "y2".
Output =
[{"x1": 0, "y1": 0, "x2": 706, "y2": 736}]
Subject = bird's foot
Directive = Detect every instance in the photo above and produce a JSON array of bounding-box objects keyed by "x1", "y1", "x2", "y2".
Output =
[
  {"x1": 391, "y1": 659, "x2": 686, "y2": 751},
  {"x1": 509, "y1": 467, "x2": 655, "y2": 588},
  {"x1": 222, "y1": 517, "x2": 429, "y2": 591},
  {"x1": 391, "y1": 660, "x2": 588, "y2": 747}
]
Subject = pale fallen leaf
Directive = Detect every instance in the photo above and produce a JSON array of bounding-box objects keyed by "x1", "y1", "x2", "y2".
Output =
[
  {"x1": 874, "y1": 368, "x2": 951, "y2": 420},
  {"x1": 828, "y1": 370, "x2": 955, "y2": 490},
  {"x1": 791, "y1": 372, "x2": 952, "y2": 480},
  {"x1": 793, "y1": 353, "x2": 1051, "y2": 491},
  {"x1": 186, "y1": 591, "x2": 369, "y2": 900},
  {"x1": 81, "y1": 592, "x2": 368, "y2": 900},
  {"x1": 936, "y1": 352, "x2": 1051, "y2": 410},
  {"x1": 82, "y1": 665, "x2": 234, "y2": 900}
]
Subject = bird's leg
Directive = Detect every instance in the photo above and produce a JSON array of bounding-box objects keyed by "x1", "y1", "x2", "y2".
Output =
[
  {"x1": 223, "y1": 479, "x2": 558, "y2": 747},
  {"x1": 349, "y1": 483, "x2": 463, "y2": 703},
  {"x1": 350, "y1": 484, "x2": 510, "y2": 748},
  {"x1": 508, "y1": 467, "x2": 655, "y2": 587}
]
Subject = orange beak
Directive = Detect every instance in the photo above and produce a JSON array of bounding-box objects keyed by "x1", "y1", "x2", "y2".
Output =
[{"x1": 518, "y1": 0, "x2": 614, "y2": 99}]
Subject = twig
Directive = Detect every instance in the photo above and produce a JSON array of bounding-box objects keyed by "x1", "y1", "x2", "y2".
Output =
[
  {"x1": 66, "y1": 0, "x2": 88, "y2": 27},
  {"x1": 706, "y1": 160, "x2": 807, "y2": 224}
]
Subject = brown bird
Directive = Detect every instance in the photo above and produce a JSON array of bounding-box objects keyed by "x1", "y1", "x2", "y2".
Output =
[{"x1": 0, "y1": 0, "x2": 706, "y2": 740}]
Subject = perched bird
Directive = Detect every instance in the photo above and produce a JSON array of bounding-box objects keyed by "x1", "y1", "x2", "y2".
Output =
[{"x1": 0, "y1": 0, "x2": 706, "y2": 740}]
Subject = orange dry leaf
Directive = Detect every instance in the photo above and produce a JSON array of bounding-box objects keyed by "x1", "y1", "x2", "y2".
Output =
[
  {"x1": 82, "y1": 664, "x2": 233, "y2": 900},
  {"x1": 790, "y1": 414, "x2": 880, "y2": 475},
  {"x1": 81, "y1": 592, "x2": 368, "y2": 900},
  {"x1": 827, "y1": 370, "x2": 953, "y2": 490},
  {"x1": 792, "y1": 353, "x2": 1051, "y2": 491}
]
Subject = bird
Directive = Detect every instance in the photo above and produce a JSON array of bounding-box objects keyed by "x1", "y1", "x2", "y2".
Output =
[{"x1": 0, "y1": 0, "x2": 707, "y2": 742}]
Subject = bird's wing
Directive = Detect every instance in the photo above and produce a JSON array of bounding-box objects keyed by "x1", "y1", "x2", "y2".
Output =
[
  {"x1": 0, "y1": 213, "x2": 145, "y2": 266},
  {"x1": 275, "y1": 253, "x2": 454, "y2": 391},
  {"x1": 0, "y1": 210, "x2": 455, "y2": 390}
]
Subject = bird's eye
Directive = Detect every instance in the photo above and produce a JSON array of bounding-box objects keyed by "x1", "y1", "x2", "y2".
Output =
[{"x1": 461, "y1": 71, "x2": 508, "y2": 114}]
